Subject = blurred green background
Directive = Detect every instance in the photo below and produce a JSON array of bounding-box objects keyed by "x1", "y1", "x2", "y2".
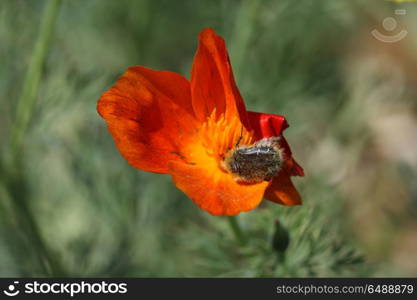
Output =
[{"x1": 1, "y1": 0, "x2": 417, "y2": 277}]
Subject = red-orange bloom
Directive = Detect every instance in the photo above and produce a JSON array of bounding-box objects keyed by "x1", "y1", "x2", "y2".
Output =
[{"x1": 97, "y1": 28, "x2": 304, "y2": 216}]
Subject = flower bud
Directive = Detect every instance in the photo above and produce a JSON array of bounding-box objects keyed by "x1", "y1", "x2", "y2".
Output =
[{"x1": 272, "y1": 220, "x2": 290, "y2": 254}]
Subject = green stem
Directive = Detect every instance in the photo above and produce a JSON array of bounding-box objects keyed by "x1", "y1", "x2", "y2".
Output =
[
  {"x1": 7, "y1": 0, "x2": 63, "y2": 276},
  {"x1": 227, "y1": 216, "x2": 248, "y2": 246},
  {"x1": 10, "y1": 0, "x2": 62, "y2": 160}
]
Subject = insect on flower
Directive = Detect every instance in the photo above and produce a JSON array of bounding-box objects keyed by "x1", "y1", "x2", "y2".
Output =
[
  {"x1": 223, "y1": 137, "x2": 284, "y2": 183},
  {"x1": 97, "y1": 28, "x2": 304, "y2": 216}
]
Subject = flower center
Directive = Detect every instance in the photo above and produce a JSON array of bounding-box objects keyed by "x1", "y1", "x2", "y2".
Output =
[
  {"x1": 181, "y1": 112, "x2": 284, "y2": 184},
  {"x1": 200, "y1": 111, "x2": 254, "y2": 161}
]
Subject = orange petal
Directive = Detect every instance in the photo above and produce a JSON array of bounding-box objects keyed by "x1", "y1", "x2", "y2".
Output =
[
  {"x1": 97, "y1": 66, "x2": 197, "y2": 173},
  {"x1": 169, "y1": 160, "x2": 269, "y2": 216},
  {"x1": 191, "y1": 28, "x2": 249, "y2": 127},
  {"x1": 264, "y1": 171, "x2": 302, "y2": 206}
]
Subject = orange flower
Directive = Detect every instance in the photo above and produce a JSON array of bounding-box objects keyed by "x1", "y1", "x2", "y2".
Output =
[{"x1": 97, "y1": 28, "x2": 304, "y2": 216}]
